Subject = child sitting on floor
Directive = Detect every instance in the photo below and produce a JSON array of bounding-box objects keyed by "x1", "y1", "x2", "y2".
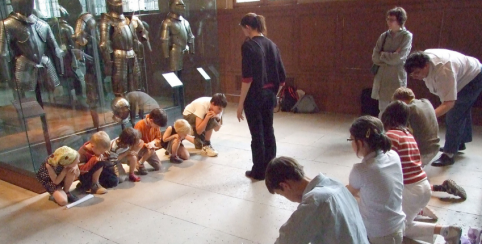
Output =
[
  {"x1": 108, "y1": 127, "x2": 144, "y2": 182},
  {"x1": 36, "y1": 146, "x2": 80, "y2": 206},
  {"x1": 346, "y1": 115, "x2": 406, "y2": 244},
  {"x1": 161, "y1": 119, "x2": 195, "y2": 163}
]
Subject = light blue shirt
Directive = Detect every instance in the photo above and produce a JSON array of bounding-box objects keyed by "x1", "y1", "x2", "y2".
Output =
[{"x1": 275, "y1": 173, "x2": 369, "y2": 244}]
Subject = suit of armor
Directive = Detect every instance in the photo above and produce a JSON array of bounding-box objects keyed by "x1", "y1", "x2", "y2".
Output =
[
  {"x1": 74, "y1": 13, "x2": 100, "y2": 130},
  {"x1": 58, "y1": 7, "x2": 76, "y2": 78},
  {"x1": 160, "y1": 0, "x2": 195, "y2": 77},
  {"x1": 99, "y1": 0, "x2": 151, "y2": 96},
  {"x1": 0, "y1": 0, "x2": 64, "y2": 107}
]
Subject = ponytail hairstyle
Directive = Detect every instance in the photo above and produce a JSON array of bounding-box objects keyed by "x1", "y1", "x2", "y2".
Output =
[
  {"x1": 240, "y1": 13, "x2": 267, "y2": 36},
  {"x1": 381, "y1": 101, "x2": 410, "y2": 132},
  {"x1": 350, "y1": 116, "x2": 392, "y2": 155}
]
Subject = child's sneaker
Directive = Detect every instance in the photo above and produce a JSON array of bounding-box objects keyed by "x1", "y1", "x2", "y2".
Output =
[
  {"x1": 442, "y1": 226, "x2": 462, "y2": 244},
  {"x1": 418, "y1": 206, "x2": 438, "y2": 220},
  {"x1": 89, "y1": 182, "x2": 107, "y2": 194},
  {"x1": 442, "y1": 179, "x2": 467, "y2": 200},
  {"x1": 170, "y1": 155, "x2": 183, "y2": 164},
  {"x1": 66, "y1": 192, "x2": 79, "y2": 203},
  {"x1": 136, "y1": 163, "x2": 148, "y2": 175},
  {"x1": 129, "y1": 173, "x2": 141, "y2": 182},
  {"x1": 202, "y1": 145, "x2": 218, "y2": 157}
]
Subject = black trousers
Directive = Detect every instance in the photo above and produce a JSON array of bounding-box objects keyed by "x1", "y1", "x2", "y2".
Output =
[{"x1": 244, "y1": 89, "x2": 277, "y2": 179}]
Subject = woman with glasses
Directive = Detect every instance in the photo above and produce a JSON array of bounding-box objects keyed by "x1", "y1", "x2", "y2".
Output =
[{"x1": 371, "y1": 7, "x2": 413, "y2": 117}]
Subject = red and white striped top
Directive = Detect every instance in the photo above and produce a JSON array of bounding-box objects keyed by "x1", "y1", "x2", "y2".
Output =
[{"x1": 386, "y1": 130, "x2": 427, "y2": 185}]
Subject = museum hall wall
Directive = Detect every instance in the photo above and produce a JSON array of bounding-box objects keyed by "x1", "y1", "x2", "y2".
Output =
[{"x1": 216, "y1": 0, "x2": 482, "y2": 125}]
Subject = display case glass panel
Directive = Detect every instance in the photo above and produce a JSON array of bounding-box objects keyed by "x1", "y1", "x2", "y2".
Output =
[{"x1": 0, "y1": 0, "x2": 219, "y2": 175}]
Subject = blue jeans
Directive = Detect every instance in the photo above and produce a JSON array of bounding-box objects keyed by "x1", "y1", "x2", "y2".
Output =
[{"x1": 444, "y1": 69, "x2": 482, "y2": 154}]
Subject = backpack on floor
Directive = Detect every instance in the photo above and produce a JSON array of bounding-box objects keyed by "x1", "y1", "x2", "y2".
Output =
[
  {"x1": 280, "y1": 85, "x2": 299, "y2": 112},
  {"x1": 291, "y1": 95, "x2": 319, "y2": 113}
]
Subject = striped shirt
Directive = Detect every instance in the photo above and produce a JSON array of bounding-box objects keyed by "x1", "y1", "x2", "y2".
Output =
[{"x1": 386, "y1": 130, "x2": 427, "y2": 185}]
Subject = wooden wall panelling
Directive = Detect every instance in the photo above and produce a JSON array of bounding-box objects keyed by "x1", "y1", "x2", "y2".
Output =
[
  {"x1": 298, "y1": 13, "x2": 337, "y2": 72},
  {"x1": 217, "y1": 0, "x2": 482, "y2": 124}
]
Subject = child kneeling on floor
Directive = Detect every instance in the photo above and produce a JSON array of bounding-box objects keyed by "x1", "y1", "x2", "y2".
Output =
[
  {"x1": 36, "y1": 146, "x2": 80, "y2": 206},
  {"x1": 161, "y1": 119, "x2": 195, "y2": 163},
  {"x1": 109, "y1": 127, "x2": 144, "y2": 182},
  {"x1": 77, "y1": 131, "x2": 113, "y2": 194}
]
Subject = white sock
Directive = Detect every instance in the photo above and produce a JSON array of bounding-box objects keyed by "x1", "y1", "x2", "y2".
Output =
[{"x1": 444, "y1": 152, "x2": 454, "y2": 158}]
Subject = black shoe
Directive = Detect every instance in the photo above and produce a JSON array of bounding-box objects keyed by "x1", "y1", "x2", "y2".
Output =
[
  {"x1": 245, "y1": 171, "x2": 265, "y2": 181},
  {"x1": 439, "y1": 143, "x2": 466, "y2": 152},
  {"x1": 170, "y1": 155, "x2": 183, "y2": 164},
  {"x1": 431, "y1": 154, "x2": 455, "y2": 167},
  {"x1": 66, "y1": 192, "x2": 79, "y2": 203}
]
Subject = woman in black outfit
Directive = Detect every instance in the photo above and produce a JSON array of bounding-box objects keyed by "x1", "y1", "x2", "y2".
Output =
[{"x1": 237, "y1": 13, "x2": 286, "y2": 180}]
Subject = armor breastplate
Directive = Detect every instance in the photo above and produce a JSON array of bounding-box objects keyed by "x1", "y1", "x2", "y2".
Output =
[
  {"x1": 4, "y1": 14, "x2": 49, "y2": 64},
  {"x1": 59, "y1": 21, "x2": 74, "y2": 50},
  {"x1": 110, "y1": 18, "x2": 134, "y2": 51},
  {"x1": 168, "y1": 18, "x2": 188, "y2": 49}
]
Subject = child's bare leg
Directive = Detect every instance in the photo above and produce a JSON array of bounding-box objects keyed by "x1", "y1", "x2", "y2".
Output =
[
  {"x1": 126, "y1": 155, "x2": 137, "y2": 175},
  {"x1": 63, "y1": 169, "x2": 78, "y2": 193},
  {"x1": 178, "y1": 144, "x2": 190, "y2": 160},
  {"x1": 171, "y1": 138, "x2": 181, "y2": 156},
  {"x1": 126, "y1": 155, "x2": 141, "y2": 181},
  {"x1": 52, "y1": 189, "x2": 68, "y2": 206}
]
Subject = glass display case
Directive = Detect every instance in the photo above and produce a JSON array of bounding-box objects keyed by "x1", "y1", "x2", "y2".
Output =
[{"x1": 0, "y1": 0, "x2": 220, "y2": 183}]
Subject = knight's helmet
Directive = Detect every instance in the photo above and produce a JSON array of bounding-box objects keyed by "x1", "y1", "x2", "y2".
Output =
[
  {"x1": 111, "y1": 96, "x2": 130, "y2": 122},
  {"x1": 59, "y1": 6, "x2": 69, "y2": 21},
  {"x1": 106, "y1": 0, "x2": 123, "y2": 17},
  {"x1": 11, "y1": 0, "x2": 35, "y2": 17},
  {"x1": 169, "y1": 0, "x2": 185, "y2": 16},
  {"x1": 74, "y1": 13, "x2": 96, "y2": 46}
]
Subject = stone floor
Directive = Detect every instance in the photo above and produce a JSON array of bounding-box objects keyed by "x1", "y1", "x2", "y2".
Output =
[{"x1": 1, "y1": 104, "x2": 481, "y2": 244}]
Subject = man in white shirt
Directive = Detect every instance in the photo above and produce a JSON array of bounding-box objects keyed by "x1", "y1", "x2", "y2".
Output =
[
  {"x1": 183, "y1": 93, "x2": 227, "y2": 157},
  {"x1": 265, "y1": 156, "x2": 369, "y2": 244},
  {"x1": 404, "y1": 49, "x2": 482, "y2": 166}
]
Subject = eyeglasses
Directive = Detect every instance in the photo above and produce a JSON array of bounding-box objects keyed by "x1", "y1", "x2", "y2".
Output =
[{"x1": 347, "y1": 138, "x2": 354, "y2": 142}]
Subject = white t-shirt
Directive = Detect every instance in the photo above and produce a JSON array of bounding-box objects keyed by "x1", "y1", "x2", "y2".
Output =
[
  {"x1": 423, "y1": 49, "x2": 481, "y2": 102},
  {"x1": 349, "y1": 150, "x2": 406, "y2": 238},
  {"x1": 183, "y1": 97, "x2": 223, "y2": 119}
]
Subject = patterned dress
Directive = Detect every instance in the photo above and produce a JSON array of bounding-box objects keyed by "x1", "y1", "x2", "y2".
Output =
[{"x1": 36, "y1": 161, "x2": 64, "y2": 194}]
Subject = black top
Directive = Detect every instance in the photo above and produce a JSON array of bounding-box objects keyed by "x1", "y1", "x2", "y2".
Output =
[
  {"x1": 241, "y1": 36, "x2": 286, "y2": 100},
  {"x1": 161, "y1": 127, "x2": 178, "y2": 149}
]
